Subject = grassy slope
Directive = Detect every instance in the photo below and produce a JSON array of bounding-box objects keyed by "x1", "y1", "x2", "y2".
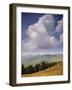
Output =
[{"x1": 22, "y1": 62, "x2": 63, "y2": 77}]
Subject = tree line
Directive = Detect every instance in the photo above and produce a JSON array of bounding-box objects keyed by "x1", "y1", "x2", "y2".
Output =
[{"x1": 21, "y1": 61, "x2": 58, "y2": 75}]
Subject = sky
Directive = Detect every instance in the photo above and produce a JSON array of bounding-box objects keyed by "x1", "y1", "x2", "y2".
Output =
[{"x1": 21, "y1": 12, "x2": 63, "y2": 55}]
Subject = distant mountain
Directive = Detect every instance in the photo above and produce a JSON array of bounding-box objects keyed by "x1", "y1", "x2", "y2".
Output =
[{"x1": 21, "y1": 54, "x2": 63, "y2": 67}]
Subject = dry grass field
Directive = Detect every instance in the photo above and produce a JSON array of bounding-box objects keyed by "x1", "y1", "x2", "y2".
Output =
[{"x1": 22, "y1": 62, "x2": 63, "y2": 77}]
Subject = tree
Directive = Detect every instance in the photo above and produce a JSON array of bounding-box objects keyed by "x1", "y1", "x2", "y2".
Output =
[
  {"x1": 34, "y1": 64, "x2": 40, "y2": 72},
  {"x1": 25, "y1": 65, "x2": 34, "y2": 74},
  {"x1": 21, "y1": 64, "x2": 25, "y2": 75},
  {"x1": 39, "y1": 61, "x2": 47, "y2": 71}
]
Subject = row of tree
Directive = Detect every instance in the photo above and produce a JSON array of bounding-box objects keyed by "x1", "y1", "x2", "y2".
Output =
[{"x1": 21, "y1": 61, "x2": 58, "y2": 75}]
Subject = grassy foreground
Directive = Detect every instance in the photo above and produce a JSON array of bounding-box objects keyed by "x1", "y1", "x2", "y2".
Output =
[{"x1": 22, "y1": 62, "x2": 63, "y2": 77}]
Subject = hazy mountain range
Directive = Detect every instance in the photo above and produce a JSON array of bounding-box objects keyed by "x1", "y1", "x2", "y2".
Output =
[{"x1": 21, "y1": 54, "x2": 63, "y2": 67}]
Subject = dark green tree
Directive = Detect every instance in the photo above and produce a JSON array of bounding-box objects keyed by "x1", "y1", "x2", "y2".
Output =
[
  {"x1": 25, "y1": 65, "x2": 34, "y2": 74},
  {"x1": 34, "y1": 64, "x2": 40, "y2": 72},
  {"x1": 39, "y1": 61, "x2": 47, "y2": 71},
  {"x1": 21, "y1": 64, "x2": 25, "y2": 75}
]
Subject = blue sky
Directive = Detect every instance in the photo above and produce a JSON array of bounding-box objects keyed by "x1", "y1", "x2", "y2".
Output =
[
  {"x1": 21, "y1": 12, "x2": 63, "y2": 55},
  {"x1": 21, "y1": 13, "x2": 63, "y2": 40}
]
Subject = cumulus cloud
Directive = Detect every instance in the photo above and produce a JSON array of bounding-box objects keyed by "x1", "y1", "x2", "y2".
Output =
[
  {"x1": 55, "y1": 19, "x2": 63, "y2": 33},
  {"x1": 60, "y1": 34, "x2": 63, "y2": 43},
  {"x1": 22, "y1": 14, "x2": 63, "y2": 53}
]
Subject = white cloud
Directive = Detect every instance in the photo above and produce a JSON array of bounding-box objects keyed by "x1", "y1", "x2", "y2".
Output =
[
  {"x1": 22, "y1": 14, "x2": 63, "y2": 53},
  {"x1": 55, "y1": 18, "x2": 63, "y2": 33},
  {"x1": 60, "y1": 34, "x2": 63, "y2": 43}
]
